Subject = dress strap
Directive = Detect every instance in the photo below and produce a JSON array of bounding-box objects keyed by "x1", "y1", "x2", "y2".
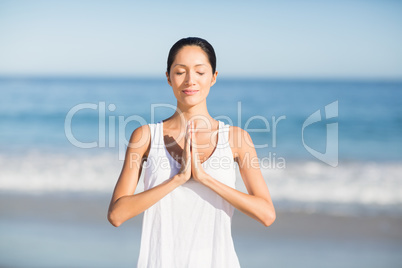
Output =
[
  {"x1": 218, "y1": 121, "x2": 231, "y2": 148},
  {"x1": 147, "y1": 121, "x2": 163, "y2": 152},
  {"x1": 156, "y1": 121, "x2": 164, "y2": 149},
  {"x1": 147, "y1": 123, "x2": 156, "y2": 147}
]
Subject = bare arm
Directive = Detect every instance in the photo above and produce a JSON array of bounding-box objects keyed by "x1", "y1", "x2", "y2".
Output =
[
  {"x1": 192, "y1": 125, "x2": 276, "y2": 227},
  {"x1": 107, "y1": 123, "x2": 192, "y2": 227}
]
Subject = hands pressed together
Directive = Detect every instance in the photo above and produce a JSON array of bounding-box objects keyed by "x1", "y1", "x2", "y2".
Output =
[
  {"x1": 177, "y1": 121, "x2": 211, "y2": 184},
  {"x1": 109, "y1": 120, "x2": 276, "y2": 228}
]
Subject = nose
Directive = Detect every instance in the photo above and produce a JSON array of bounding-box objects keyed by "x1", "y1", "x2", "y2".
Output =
[{"x1": 185, "y1": 71, "x2": 195, "y2": 86}]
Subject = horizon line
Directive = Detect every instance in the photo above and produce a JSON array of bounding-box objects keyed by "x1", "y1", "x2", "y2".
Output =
[{"x1": 1, "y1": 74, "x2": 402, "y2": 83}]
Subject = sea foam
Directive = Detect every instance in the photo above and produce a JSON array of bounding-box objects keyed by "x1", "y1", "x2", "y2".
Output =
[{"x1": 1, "y1": 151, "x2": 401, "y2": 215}]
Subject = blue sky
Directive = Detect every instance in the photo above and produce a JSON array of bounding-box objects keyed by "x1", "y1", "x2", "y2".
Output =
[{"x1": 0, "y1": 0, "x2": 401, "y2": 79}]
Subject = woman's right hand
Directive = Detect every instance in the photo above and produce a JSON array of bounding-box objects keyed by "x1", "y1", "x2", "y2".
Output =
[{"x1": 176, "y1": 121, "x2": 192, "y2": 184}]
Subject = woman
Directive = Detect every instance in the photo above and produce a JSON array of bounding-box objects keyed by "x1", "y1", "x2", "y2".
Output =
[{"x1": 108, "y1": 37, "x2": 276, "y2": 267}]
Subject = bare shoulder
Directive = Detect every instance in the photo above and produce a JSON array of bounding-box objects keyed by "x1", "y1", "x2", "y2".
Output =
[
  {"x1": 128, "y1": 124, "x2": 151, "y2": 157},
  {"x1": 228, "y1": 125, "x2": 253, "y2": 146},
  {"x1": 228, "y1": 126, "x2": 255, "y2": 159}
]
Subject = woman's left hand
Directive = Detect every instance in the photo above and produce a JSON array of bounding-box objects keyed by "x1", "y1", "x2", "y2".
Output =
[{"x1": 190, "y1": 121, "x2": 210, "y2": 183}]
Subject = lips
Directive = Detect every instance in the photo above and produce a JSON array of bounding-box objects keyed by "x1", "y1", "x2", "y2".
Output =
[{"x1": 182, "y1": 89, "x2": 199, "y2": 95}]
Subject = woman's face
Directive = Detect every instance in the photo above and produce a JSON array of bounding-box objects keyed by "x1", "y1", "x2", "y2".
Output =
[{"x1": 166, "y1": 45, "x2": 218, "y2": 107}]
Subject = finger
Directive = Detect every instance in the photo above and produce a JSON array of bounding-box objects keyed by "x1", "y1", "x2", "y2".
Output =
[
  {"x1": 187, "y1": 122, "x2": 193, "y2": 175},
  {"x1": 186, "y1": 121, "x2": 191, "y2": 156},
  {"x1": 191, "y1": 122, "x2": 195, "y2": 166},
  {"x1": 188, "y1": 123, "x2": 193, "y2": 161},
  {"x1": 184, "y1": 121, "x2": 188, "y2": 147},
  {"x1": 190, "y1": 121, "x2": 193, "y2": 149},
  {"x1": 191, "y1": 121, "x2": 195, "y2": 150},
  {"x1": 191, "y1": 122, "x2": 201, "y2": 169},
  {"x1": 178, "y1": 122, "x2": 190, "y2": 177}
]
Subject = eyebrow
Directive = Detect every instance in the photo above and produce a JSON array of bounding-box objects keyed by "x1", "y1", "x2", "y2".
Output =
[{"x1": 172, "y1": 63, "x2": 207, "y2": 68}]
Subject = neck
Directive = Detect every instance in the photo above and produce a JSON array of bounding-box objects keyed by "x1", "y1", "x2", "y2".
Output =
[{"x1": 170, "y1": 100, "x2": 215, "y2": 129}]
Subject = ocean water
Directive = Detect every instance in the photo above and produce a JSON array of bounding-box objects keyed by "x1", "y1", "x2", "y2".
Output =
[
  {"x1": 0, "y1": 77, "x2": 402, "y2": 216},
  {"x1": 1, "y1": 77, "x2": 402, "y2": 268}
]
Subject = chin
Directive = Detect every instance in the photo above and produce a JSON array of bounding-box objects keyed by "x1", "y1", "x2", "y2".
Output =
[{"x1": 178, "y1": 98, "x2": 204, "y2": 107}]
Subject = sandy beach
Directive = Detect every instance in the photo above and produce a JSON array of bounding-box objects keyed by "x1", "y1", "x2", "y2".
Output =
[
  {"x1": 1, "y1": 2, "x2": 402, "y2": 267},
  {"x1": 1, "y1": 192, "x2": 401, "y2": 268}
]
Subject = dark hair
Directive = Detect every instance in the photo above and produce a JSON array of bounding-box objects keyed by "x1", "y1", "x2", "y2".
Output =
[{"x1": 166, "y1": 37, "x2": 216, "y2": 76}]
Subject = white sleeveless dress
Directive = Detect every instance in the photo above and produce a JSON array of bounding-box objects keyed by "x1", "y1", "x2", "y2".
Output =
[{"x1": 137, "y1": 120, "x2": 241, "y2": 268}]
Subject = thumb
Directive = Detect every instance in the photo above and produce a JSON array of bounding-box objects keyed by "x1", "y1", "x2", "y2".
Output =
[
  {"x1": 186, "y1": 121, "x2": 191, "y2": 155},
  {"x1": 191, "y1": 121, "x2": 201, "y2": 167}
]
